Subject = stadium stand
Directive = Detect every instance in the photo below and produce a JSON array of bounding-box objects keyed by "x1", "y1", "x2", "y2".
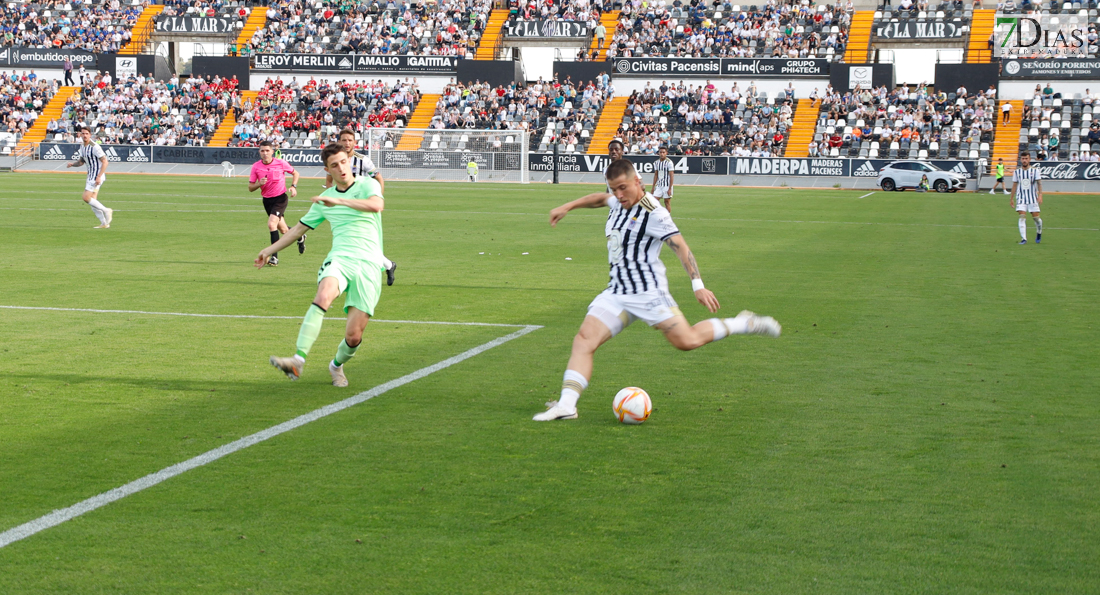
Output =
[
  {"x1": 120, "y1": 4, "x2": 164, "y2": 54},
  {"x1": 2, "y1": 0, "x2": 143, "y2": 52},
  {"x1": 965, "y1": 8, "x2": 994, "y2": 63},
  {"x1": 993, "y1": 98, "x2": 1023, "y2": 172},
  {"x1": 811, "y1": 83, "x2": 998, "y2": 160},
  {"x1": 1017, "y1": 87, "x2": 1095, "y2": 163},
  {"x1": 51, "y1": 73, "x2": 241, "y2": 146},
  {"x1": 843, "y1": 10, "x2": 873, "y2": 62},
  {"x1": 421, "y1": 78, "x2": 610, "y2": 154},
  {"x1": 394, "y1": 93, "x2": 438, "y2": 150},
  {"x1": 605, "y1": 1, "x2": 850, "y2": 60},
  {"x1": 783, "y1": 97, "x2": 821, "y2": 157},
  {"x1": 619, "y1": 81, "x2": 795, "y2": 156},
  {"x1": 234, "y1": 6, "x2": 268, "y2": 54},
  {"x1": 475, "y1": 7, "x2": 509, "y2": 59},
  {"x1": 241, "y1": 0, "x2": 491, "y2": 57},
  {"x1": 228, "y1": 77, "x2": 419, "y2": 148},
  {"x1": 3, "y1": 74, "x2": 64, "y2": 153},
  {"x1": 588, "y1": 10, "x2": 619, "y2": 60},
  {"x1": 587, "y1": 95, "x2": 628, "y2": 154}
]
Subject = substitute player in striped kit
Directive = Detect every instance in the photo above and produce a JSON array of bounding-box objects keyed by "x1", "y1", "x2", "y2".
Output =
[
  {"x1": 651, "y1": 145, "x2": 675, "y2": 212},
  {"x1": 534, "y1": 159, "x2": 782, "y2": 421},
  {"x1": 327, "y1": 129, "x2": 398, "y2": 285},
  {"x1": 66, "y1": 128, "x2": 113, "y2": 229},
  {"x1": 1011, "y1": 151, "x2": 1043, "y2": 244}
]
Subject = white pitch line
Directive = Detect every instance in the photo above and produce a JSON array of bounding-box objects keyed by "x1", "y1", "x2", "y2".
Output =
[
  {"x1": 858, "y1": 192, "x2": 876, "y2": 198},
  {"x1": 0, "y1": 323, "x2": 542, "y2": 549},
  {"x1": 0, "y1": 305, "x2": 530, "y2": 328}
]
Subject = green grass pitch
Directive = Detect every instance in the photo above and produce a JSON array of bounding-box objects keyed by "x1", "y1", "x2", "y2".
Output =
[{"x1": 1, "y1": 172, "x2": 1098, "y2": 593}]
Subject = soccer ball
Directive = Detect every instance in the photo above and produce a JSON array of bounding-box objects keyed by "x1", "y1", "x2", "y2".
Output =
[{"x1": 613, "y1": 387, "x2": 652, "y2": 424}]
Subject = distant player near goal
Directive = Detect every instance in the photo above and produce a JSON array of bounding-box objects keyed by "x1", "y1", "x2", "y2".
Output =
[
  {"x1": 533, "y1": 159, "x2": 782, "y2": 421},
  {"x1": 327, "y1": 129, "x2": 398, "y2": 285},
  {"x1": 1011, "y1": 151, "x2": 1043, "y2": 244},
  {"x1": 66, "y1": 128, "x2": 113, "y2": 229},
  {"x1": 652, "y1": 145, "x2": 675, "y2": 212},
  {"x1": 249, "y1": 141, "x2": 303, "y2": 266},
  {"x1": 259, "y1": 143, "x2": 387, "y2": 387},
  {"x1": 605, "y1": 139, "x2": 642, "y2": 192},
  {"x1": 467, "y1": 159, "x2": 479, "y2": 182}
]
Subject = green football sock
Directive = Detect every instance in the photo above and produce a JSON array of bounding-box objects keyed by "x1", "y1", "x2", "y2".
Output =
[
  {"x1": 295, "y1": 303, "x2": 326, "y2": 359},
  {"x1": 333, "y1": 338, "x2": 360, "y2": 367}
]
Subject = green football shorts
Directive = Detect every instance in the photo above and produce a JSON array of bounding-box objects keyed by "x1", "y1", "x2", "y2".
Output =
[{"x1": 317, "y1": 256, "x2": 382, "y2": 315}]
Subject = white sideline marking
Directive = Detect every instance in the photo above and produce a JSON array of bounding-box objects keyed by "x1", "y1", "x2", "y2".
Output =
[
  {"x1": 0, "y1": 324, "x2": 542, "y2": 549},
  {"x1": 0, "y1": 306, "x2": 529, "y2": 328},
  {"x1": 858, "y1": 192, "x2": 875, "y2": 198}
]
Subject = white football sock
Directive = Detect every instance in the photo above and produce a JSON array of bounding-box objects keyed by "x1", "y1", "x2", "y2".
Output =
[
  {"x1": 381, "y1": 257, "x2": 393, "y2": 269},
  {"x1": 88, "y1": 198, "x2": 108, "y2": 211},
  {"x1": 1019, "y1": 216, "x2": 1027, "y2": 239},
  {"x1": 708, "y1": 318, "x2": 729, "y2": 341},
  {"x1": 559, "y1": 369, "x2": 587, "y2": 411},
  {"x1": 1035, "y1": 218, "x2": 1043, "y2": 234},
  {"x1": 89, "y1": 204, "x2": 105, "y2": 223},
  {"x1": 725, "y1": 314, "x2": 751, "y2": 335}
]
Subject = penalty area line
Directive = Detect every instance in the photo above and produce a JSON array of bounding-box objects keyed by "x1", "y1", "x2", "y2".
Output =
[
  {"x1": 0, "y1": 305, "x2": 530, "y2": 328},
  {"x1": 0, "y1": 323, "x2": 542, "y2": 550},
  {"x1": 858, "y1": 192, "x2": 875, "y2": 198}
]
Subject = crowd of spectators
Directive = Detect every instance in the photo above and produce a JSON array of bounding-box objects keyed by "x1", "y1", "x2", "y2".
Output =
[
  {"x1": 1019, "y1": 84, "x2": 1099, "y2": 161},
  {"x1": 1, "y1": 70, "x2": 58, "y2": 143},
  {"x1": 619, "y1": 80, "x2": 793, "y2": 156},
  {"x1": 430, "y1": 75, "x2": 612, "y2": 152},
  {"x1": 244, "y1": 0, "x2": 490, "y2": 57},
  {"x1": 508, "y1": 0, "x2": 609, "y2": 21},
  {"x1": 229, "y1": 76, "x2": 419, "y2": 148},
  {"x1": 1, "y1": 0, "x2": 142, "y2": 53},
  {"x1": 606, "y1": 0, "x2": 851, "y2": 60},
  {"x1": 50, "y1": 72, "x2": 239, "y2": 146},
  {"x1": 810, "y1": 82, "x2": 998, "y2": 159}
]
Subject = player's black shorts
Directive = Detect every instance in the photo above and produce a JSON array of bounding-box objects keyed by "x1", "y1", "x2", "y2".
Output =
[
  {"x1": 996, "y1": 176, "x2": 1004, "y2": 182},
  {"x1": 263, "y1": 193, "x2": 289, "y2": 217}
]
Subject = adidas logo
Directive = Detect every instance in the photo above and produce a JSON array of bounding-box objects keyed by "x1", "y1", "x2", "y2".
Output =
[
  {"x1": 853, "y1": 160, "x2": 878, "y2": 177},
  {"x1": 126, "y1": 147, "x2": 149, "y2": 162},
  {"x1": 0, "y1": 49, "x2": 8, "y2": 61},
  {"x1": 339, "y1": 57, "x2": 352, "y2": 68},
  {"x1": 950, "y1": 163, "x2": 970, "y2": 177},
  {"x1": 43, "y1": 145, "x2": 67, "y2": 160},
  {"x1": 103, "y1": 147, "x2": 121, "y2": 161}
]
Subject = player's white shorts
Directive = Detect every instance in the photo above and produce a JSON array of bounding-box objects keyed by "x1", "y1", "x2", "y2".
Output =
[
  {"x1": 1016, "y1": 200, "x2": 1040, "y2": 213},
  {"x1": 653, "y1": 186, "x2": 673, "y2": 199},
  {"x1": 85, "y1": 177, "x2": 104, "y2": 193},
  {"x1": 586, "y1": 287, "x2": 682, "y2": 336}
]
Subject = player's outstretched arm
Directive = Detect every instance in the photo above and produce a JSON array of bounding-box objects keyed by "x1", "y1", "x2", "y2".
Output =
[
  {"x1": 312, "y1": 194, "x2": 383, "y2": 213},
  {"x1": 1009, "y1": 180, "x2": 1018, "y2": 207},
  {"x1": 255, "y1": 222, "x2": 310, "y2": 267},
  {"x1": 549, "y1": 192, "x2": 610, "y2": 227},
  {"x1": 663, "y1": 233, "x2": 720, "y2": 313}
]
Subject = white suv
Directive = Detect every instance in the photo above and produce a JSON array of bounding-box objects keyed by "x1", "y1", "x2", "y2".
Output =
[{"x1": 877, "y1": 161, "x2": 966, "y2": 193}]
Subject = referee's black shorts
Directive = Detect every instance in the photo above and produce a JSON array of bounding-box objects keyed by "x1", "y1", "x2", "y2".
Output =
[{"x1": 263, "y1": 193, "x2": 289, "y2": 217}]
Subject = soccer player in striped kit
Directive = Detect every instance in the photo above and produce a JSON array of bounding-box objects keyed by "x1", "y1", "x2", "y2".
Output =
[
  {"x1": 327, "y1": 129, "x2": 398, "y2": 285},
  {"x1": 1011, "y1": 151, "x2": 1043, "y2": 244},
  {"x1": 534, "y1": 159, "x2": 782, "y2": 421},
  {"x1": 651, "y1": 145, "x2": 675, "y2": 212},
  {"x1": 66, "y1": 128, "x2": 113, "y2": 229}
]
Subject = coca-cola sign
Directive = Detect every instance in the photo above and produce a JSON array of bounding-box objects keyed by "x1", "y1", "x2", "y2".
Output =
[{"x1": 1030, "y1": 162, "x2": 1100, "y2": 180}]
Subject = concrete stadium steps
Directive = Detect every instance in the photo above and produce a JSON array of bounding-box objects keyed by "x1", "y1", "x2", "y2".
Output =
[
  {"x1": 475, "y1": 9, "x2": 510, "y2": 60},
  {"x1": 120, "y1": 5, "x2": 164, "y2": 54},
  {"x1": 783, "y1": 99, "x2": 821, "y2": 157},
  {"x1": 586, "y1": 96, "x2": 629, "y2": 154},
  {"x1": 394, "y1": 94, "x2": 441, "y2": 150},
  {"x1": 208, "y1": 90, "x2": 258, "y2": 147},
  {"x1": 236, "y1": 7, "x2": 268, "y2": 50},
  {"x1": 843, "y1": 11, "x2": 874, "y2": 63},
  {"x1": 17, "y1": 86, "x2": 80, "y2": 150},
  {"x1": 588, "y1": 11, "x2": 620, "y2": 60},
  {"x1": 992, "y1": 99, "x2": 1024, "y2": 174},
  {"x1": 966, "y1": 10, "x2": 995, "y2": 63}
]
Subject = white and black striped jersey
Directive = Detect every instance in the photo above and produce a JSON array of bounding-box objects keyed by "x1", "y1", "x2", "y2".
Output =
[
  {"x1": 350, "y1": 151, "x2": 378, "y2": 179},
  {"x1": 1013, "y1": 166, "x2": 1041, "y2": 205},
  {"x1": 654, "y1": 158, "x2": 674, "y2": 190},
  {"x1": 604, "y1": 193, "x2": 680, "y2": 295},
  {"x1": 604, "y1": 161, "x2": 644, "y2": 194},
  {"x1": 79, "y1": 142, "x2": 106, "y2": 181}
]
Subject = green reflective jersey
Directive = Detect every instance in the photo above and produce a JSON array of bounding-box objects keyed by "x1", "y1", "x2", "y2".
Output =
[
  {"x1": 996, "y1": 163, "x2": 1005, "y2": 177},
  {"x1": 299, "y1": 176, "x2": 384, "y2": 266}
]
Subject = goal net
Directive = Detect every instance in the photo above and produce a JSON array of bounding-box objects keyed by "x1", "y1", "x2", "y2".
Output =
[{"x1": 363, "y1": 128, "x2": 529, "y2": 184}]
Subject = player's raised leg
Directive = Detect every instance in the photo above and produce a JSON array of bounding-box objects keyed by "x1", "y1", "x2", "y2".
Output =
[
  {"x1": 657, "y1": 310, "x2": 781, "y2": 351},
  {"x1": 269, "y1": 274, "x2": 340, "y2": 380},
  {"x1": 534, "y1": 315, "x2": 615, "y2": 421},
  {"x1": 329, "y1": 307, "x2": 369, "y2": 388}
]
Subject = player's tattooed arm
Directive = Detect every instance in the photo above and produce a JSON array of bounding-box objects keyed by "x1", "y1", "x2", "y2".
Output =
[{"x1": 664, "y1": 235, "x2": 701, "y2": 279}]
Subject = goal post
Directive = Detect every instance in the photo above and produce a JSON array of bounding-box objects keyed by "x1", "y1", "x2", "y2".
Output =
[{"x1": 364, "y1": 128, "x2": 529, "y2": 184}]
